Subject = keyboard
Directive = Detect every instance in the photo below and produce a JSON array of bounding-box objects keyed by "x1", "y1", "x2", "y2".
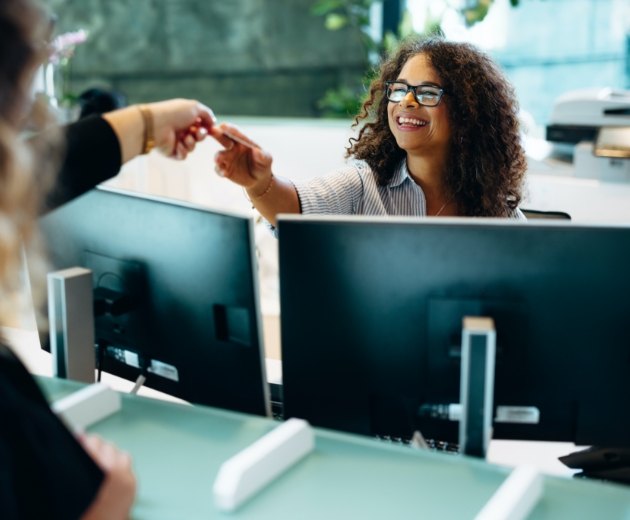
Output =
[
  {"x1": 375, "y1": 434, "x2": 460, "y2": 454},
  {"x1": 269, "y1": 388, "x2": 459, "y2": 454}
]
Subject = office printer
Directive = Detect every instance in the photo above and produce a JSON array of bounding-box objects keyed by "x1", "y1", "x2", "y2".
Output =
[
  {"x1": 545, "y1": 88, "x2": 630, "y2": 182},
  {"x1": 546, "y1": 88, "x2": 630, "y2": 145}
]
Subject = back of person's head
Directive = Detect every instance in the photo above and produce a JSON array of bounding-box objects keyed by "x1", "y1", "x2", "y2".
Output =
[
  {"x1": 0, "y1": 0, "x2": 58, "y2": 323},
  {"x1": 0, "y1": 0, "x2": 52, "y2": 125},
  {"x1": 78, "y1": 87, "x2": 127, "y2": 119}
]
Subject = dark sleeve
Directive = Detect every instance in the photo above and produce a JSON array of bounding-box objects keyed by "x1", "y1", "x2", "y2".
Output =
[
  {"x1": 45, "y1": 115, "x2": 123, "y2": 211},
  {"x1": 0, "y1": 345, "x2": 104, "y2": 519}
]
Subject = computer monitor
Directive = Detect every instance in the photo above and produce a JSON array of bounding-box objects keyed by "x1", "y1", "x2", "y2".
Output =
[
  {"x1": 37, "y1": 186, "x2": 269, "y2": 416},
  {"x1": 278, "y1": 216, "x2": 630, "y2": 446}
]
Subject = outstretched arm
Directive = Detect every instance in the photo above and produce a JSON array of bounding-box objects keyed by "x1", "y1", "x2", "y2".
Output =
[
  {"x1": 211, "y1": 123, "x2": 300, "y2": 227},
  {"x1": 103, "y1": 98, "x2": 215, "y2": 163},
  {"x1": 47, "y1": 98, "x2": 215, "y2": 211}
]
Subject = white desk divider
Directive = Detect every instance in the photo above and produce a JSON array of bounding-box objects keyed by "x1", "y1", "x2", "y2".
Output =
[
  {"x1": 52, "y1": 383, "x2": 121, "y2": 433},
  {"x1": 475, "y1": 465, "x2": 543, "y2": 520},
  {"x1": 213, "y1": 418, "x2": 315, "y2": 512}
]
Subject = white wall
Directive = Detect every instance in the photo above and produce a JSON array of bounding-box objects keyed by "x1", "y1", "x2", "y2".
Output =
[
  {"x1": 108, "y1": 116, "x2": 630, "y2": 224},
  {"x1": 105, "y1": 117, "x2": 630, "y2": 320}
]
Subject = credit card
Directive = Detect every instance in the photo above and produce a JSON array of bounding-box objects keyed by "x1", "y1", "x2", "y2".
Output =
[{"x1": 222, "y1": 130, "x2": 259, "y2": 150}]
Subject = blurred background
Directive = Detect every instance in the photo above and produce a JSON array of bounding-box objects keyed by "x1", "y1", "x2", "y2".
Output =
[{"x1": 41, "y1": 0, "x2": 630, "y2": 134}]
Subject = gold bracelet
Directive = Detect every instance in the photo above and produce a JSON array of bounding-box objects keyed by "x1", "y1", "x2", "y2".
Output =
[
  {"x1": 137, "y1": 105, "x2": 155, "y2": 154},
  {"x1": 250, "y1": 175, "x2": 274, "y2": 200}
]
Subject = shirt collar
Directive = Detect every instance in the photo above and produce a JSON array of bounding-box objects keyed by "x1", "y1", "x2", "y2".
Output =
[{"x1": 388, "y1": 160, "x2": 412, "y2": 188}]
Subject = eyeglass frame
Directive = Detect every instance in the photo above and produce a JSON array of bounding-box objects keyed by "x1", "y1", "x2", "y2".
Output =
[{"x1": 384, "y1": 80, "x2": 446, "y2": 107}]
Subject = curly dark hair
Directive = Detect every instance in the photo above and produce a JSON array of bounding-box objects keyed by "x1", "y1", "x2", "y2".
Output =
[{"x1": 348, "y1": 37, "x2": 526, "y2": 217}]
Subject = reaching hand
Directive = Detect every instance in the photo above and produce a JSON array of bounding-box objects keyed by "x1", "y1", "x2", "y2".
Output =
[
  {"x1": 149, "y1": 98, "x2": 216, "y2": 160},
  {"x1": 103, "y1": 98, "x2": 217, "y2": 163},
  {"x1": 211, "y1": 123, "x2": 274, "y2": 194},
  {"x1": 79, "y1": 434, "x2": 136, "y2": 520}
]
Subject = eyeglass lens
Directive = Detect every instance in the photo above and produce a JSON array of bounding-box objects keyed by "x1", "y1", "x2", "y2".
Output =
[{"x1": 386, "y1": 82, "x2": 443, "y2": 106}]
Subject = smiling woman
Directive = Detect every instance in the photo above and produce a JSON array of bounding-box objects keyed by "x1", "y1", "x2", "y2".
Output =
[
  {"x1": 351, "y1": 37, "x2": 526, "y2": 218},
  {"x1": 384, "y1": 53, "x2": 452, "y2": 215},
  {"x1": 210, "y1": 36, "x2": 526, "y2": 227}
]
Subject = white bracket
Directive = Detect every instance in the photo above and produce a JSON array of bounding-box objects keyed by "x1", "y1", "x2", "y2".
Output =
[
  {"x1": 52, "y1": 383, "x2": 121, "y2": 433},
  {"x1": 475, "y1": 465, "x2": 543, "y2": 520},
  {"x1": 213, "y1": 418, "x2": 315, "y2": 512}
]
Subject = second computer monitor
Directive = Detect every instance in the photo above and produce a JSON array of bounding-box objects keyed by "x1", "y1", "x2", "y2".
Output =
[
  {"x1": 38, "y1": 187, "x2": 269, "y2": 416},
  {"x1": 278, "y1": 216, "x2": 630, "y2": 446}
]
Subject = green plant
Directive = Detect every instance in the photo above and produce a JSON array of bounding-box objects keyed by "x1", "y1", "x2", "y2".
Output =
[
  {"x1": 463, "y1": 0, "x2": 521, "y2": 26},
  {"x1": 311, "y1": 0, "x2": 378, "y2": 118},
  {"x1": 311, "y1": 0, "x2": 378, "y2": 53},
  {"x1": 316, "y1": 85, "x2": 366, "y2": 119}
]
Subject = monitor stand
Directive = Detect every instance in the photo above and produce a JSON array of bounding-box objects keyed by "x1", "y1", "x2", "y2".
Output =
[
  {"x1": 459, "y1": 316, "x2": 496, "y2": 458},
  {"x1": 47, "y1": 267, "x2": 96, "y2": 383}
]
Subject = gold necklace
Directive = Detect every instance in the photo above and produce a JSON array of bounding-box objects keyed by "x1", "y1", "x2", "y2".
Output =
[{"x1": 433, "y1": 200, "x2": 450, "y2": 217}]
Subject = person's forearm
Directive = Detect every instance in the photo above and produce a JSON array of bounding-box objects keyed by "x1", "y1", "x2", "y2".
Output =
[
  {"x1": 246, "y1": 175, "x2": 300, "y2": 227},
  {"x1": 102, "y1": 106, "x2": 144, "y2": 164}
]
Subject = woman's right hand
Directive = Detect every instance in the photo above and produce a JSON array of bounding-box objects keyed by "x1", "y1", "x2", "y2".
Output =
[
  {"x1": 211, "y1": 123, "x2": 274, "y2": 196},
  {"x1": 79, "y1": 434, "x2": 136, "y2": 520}
]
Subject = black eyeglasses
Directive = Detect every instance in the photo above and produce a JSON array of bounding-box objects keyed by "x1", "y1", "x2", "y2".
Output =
[{"x1": 384, "y1": 81, "x2": 445, "y2": 107}]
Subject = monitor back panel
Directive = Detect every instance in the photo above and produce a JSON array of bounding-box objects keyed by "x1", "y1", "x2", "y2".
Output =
[
  {"x1": 278, "y1": 217, "x2": 630, "y2": 445},
  {"x1": 38, "y1": 188, "x2": 268, "y2": 416}
]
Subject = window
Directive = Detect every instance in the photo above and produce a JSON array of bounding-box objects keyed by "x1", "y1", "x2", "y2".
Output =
[{"x1": 407, "y1": 0, "x2": 629, "y2": 135}]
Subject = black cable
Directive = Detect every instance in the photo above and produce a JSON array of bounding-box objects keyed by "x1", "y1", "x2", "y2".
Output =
[{"x1": 95, "y1": 341, "x2": 106, "y2": 382}]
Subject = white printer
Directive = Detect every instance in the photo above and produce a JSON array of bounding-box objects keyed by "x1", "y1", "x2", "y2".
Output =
[
  {"x1": 544, "y1": 88, "x2": 630, "y2": 182},
  {"x1": 546, "y1": 87, "x2": 630, "y2": 144}
]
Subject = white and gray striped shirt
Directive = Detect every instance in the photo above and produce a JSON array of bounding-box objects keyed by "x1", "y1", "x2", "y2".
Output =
[{"x1": 294, "y1": 160, "x2": 524, "y2": 219}]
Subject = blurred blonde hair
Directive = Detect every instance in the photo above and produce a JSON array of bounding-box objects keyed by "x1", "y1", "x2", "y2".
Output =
[{"x1": 0, "y1": 0, "x2": 61, "y2": 327}]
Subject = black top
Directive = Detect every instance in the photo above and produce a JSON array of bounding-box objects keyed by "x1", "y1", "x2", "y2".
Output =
[
  {"x1": 45, "y1": 115, "x2": 122, "y2": 211},
  {"x1": 0, "y1": 344, "x2": 104, "y2": 519},
  {"x1": 1, "y1": 116, "x2": 122, "y2": 518}
]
